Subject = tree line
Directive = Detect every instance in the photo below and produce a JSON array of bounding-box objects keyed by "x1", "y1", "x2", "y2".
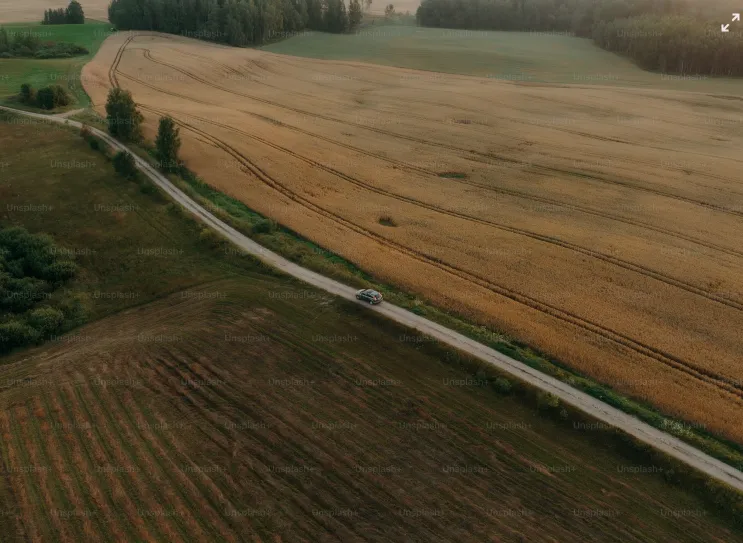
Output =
[
  {"x1": 108, "y1": 0, "x2": 365, "y2": 46},
  {"x1": 42, "y1": 0, "x2": 85, "y2": 24},
  {"x1": 415, "y1": 0, "x2": 743, "y2": 76}
]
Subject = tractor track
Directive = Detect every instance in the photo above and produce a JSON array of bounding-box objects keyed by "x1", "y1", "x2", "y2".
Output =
[
  {"x1": 108, "y1": 35, "x2": 743, "y2": 401},
  {"x1": 133, "y1": 44, "x2": 743, "y2": 219},
  {"x1": 147, "y1": 104, "x2": 743, "y2": 314},
  {"x1": 135, "y1": 99, "x2": 743, "y2": 402}
]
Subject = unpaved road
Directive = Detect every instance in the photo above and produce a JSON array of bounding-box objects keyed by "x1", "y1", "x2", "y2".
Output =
[{"x1": 4, "y1": 104, "x2": 743, "y2": 494}]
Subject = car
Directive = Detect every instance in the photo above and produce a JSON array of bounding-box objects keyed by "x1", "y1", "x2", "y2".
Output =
[{"x1": 356, "y1": 288, "x2": 383, "y2": 304}]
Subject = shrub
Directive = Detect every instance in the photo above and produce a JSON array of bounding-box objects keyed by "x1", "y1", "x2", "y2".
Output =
[
  {"x1": 0, "y1": 320, "x2": 41, "y2": 353},
  {"x1": 43, "y1": 260, "x2": 78, "y2": 284},
  {"x1": 537, "y1": 391, "x2": 560, "y2": 410},
  {"x1": 252, "y1": 218, "x2": 276, "y2": 234},
  {"x1": 35, "y1": 85, "x2": 72, "y2": 110},
  {"x1": 112, "y1": 151, "x2": 137, "y2": 178},
  {"x1": 19, "y1": 83, "x2": 35, "y2": 104},
  {"x1": 26, "y1": 307, "x2": 65, "y2": 336},
  {"x1": 494, "y1": 377, "x2": 512, "y2": 394}
]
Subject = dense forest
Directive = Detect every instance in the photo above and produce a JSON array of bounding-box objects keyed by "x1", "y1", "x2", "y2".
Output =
[
  {"x1": 108, "y1": 0, "x2": 364, "y2": 46},
  {"x1": 415, "y1": 0, "x2": 743, "y2": 76}
]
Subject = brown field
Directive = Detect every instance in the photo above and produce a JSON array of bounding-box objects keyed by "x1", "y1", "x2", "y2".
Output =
[
  {"x1": 1, "y1": 280, "x2": 741, "y2": 542},
  {"x1": 81, "y1": 32, "x2": 743, "y2": 444},
  {"x1": 0, "y1": 0, "x2": 109, "y2": 23}
]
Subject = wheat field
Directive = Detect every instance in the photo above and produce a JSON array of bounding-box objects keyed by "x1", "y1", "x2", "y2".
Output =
[{"x1": 81, "y1": 32, "x2": 743, "y2": 443}]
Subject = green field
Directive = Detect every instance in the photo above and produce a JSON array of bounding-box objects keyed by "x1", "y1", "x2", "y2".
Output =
[
  {"x1": 263, "y1": 23, "x2": 743, "y2": 94},
  {"x1": 1, "y1": 112, "x2": 742, "y2": 541},
  {"x1": 0, "y1": 21, "x2": 112, "y2": 108}
]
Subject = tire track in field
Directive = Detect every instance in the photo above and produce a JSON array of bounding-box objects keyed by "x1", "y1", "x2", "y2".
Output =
[
  {"x1": 134, "y1": 46, "x2": 743, "y2": 219},
  {"x1": 97, "y1": 41, "x2": 743, "y2": 262},
  {"x1": 117, "y1": 53, "x2": 743, "y2": 311},
  {"x1": 146, "y1": 103, "x2": 743, "y2": 314},
  {"x1": 132, "y1": 102, "x2": 743, "y2": 401},
  {"x1": 153, "y1": 76, "x2": 743, "y2": 262}
]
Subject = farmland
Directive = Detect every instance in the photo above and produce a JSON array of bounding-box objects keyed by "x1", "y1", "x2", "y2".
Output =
[
  {"x1": 263, "y1": 23, "x2": 743, "y2": 94},
  {"x1": 79, "y1": 31, "x2": 743, "y2": 446},
  {"x1": 1, "y1": 113, "x2": 742, "y2": 541},
  {"x1": 0, "y1": 21, "x2": 112, "y2": 107}
]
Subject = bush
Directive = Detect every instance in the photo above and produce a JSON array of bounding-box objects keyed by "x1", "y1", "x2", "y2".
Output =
[
  {"x1": 0, "y1": 320, "x2": 41, "y2": 353},
  {"x1": 26, "y1": 307, "x2": 65, "y2": 336},
  {"x1": 494, "y1": 377, "x2": 512, "y2": 394},
  {"x1": 537, "y1": 391, "x2": 560, "y2": 411},
  {"x1": 19, "y1": 83, "x2": 35, "y2": 104},
  {"x1": 112, "y1": 151, "x2": 137, "y2": 178},
  {"x1": 252, "y1": 218, "x2": 276, "y2": 234},
  {"x1": 35, "y1": 85, "x2": 72, "y2": 110}
]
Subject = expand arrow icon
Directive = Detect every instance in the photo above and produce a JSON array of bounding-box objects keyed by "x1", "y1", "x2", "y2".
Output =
[
  {"x1": 733, "y1": 13, "x2": 741, "y2": 21},
  {"x1": 722, "y1": 23, "x2": 730, "y2": 32}
]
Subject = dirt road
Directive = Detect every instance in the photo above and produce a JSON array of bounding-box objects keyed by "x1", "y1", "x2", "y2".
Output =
[{"x1": 4, "y1": 104, "x2": 743, "y2": 494}]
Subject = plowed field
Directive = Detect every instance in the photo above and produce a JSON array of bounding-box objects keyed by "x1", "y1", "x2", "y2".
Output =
[{"x1": 81, "y1": 32, "x2": 743, "y2": 444}]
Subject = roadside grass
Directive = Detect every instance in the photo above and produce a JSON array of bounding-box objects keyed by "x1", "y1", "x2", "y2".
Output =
[
  {"x1": 262, "y1": 23, "x2": 743, "y2": 94},
  {"x1": 0, "y1": 21, "x2": 112, "y2": 109},
  {"x1": 0, "y1": 110, "x2": 742, "y2": 538}
]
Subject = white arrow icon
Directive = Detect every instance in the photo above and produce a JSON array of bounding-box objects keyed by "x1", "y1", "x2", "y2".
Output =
[
  {"x1": 733, "y1": 13, "x2": 741, "y2": 21},
  {"x1": 722, "y1": 23, "x2": 730, "y2": 32}
]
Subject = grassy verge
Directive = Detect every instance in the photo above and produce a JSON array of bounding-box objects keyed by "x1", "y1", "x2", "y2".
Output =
[{"x1": 0, "y1": 21, "x2": 112, "y2": 109}]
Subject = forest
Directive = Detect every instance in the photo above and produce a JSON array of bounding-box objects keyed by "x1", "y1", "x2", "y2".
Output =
[
  {"x1": 108, "y1": 0, "x2": 364, "y2": 46},
  {"x1": 415, "y1": 0, "x2": 743, "y2": 76}
]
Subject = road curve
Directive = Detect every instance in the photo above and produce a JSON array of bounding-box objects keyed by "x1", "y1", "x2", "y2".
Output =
[{"x1": 4, "y1": 105, "x2": 743, "y2": 493}]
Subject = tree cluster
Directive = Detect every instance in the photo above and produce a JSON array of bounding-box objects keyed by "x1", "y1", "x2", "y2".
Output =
[
  {"x1": 415, "y1": 0, "x2": 743, "y2": 76},
  {"x1": 18, "y1": 83, "x2": 73, "y2": 109},
  {"x1": 0, "y1": 28, "x2": 88, "y2": 59},
  {"x1": 108, "y1": 0, "x2": 360, "y2": 46},
  {"x1": 42, "y1": 1, "x2": 85, "y2": 24},
  {"x1": 0, "y1": 227, "x2": 79, "y2": 354}
]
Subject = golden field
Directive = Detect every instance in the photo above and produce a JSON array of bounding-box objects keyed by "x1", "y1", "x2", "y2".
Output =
[{"x1": 82, "y1": 32, "x2": 743, "y2": 443}]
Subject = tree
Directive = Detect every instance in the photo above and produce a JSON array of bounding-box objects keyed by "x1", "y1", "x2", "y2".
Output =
[
  {"x1": 349, "y1": 0, "x2": 363, "y2": 28},
  {"x1": 112, "y1": 151, "x2": 138, "y2": 178},
  {"x1": 155, "y1": 116, "x2": 181, "y2": 172},
  {"x1": 324, "y1": 0, "x2": 348, "y2": 32},
  {"x1": 35, "y1": 85, "x2": 71, "y2": 109},
  {"x1": 0, "y1": 27, "x2": 9, "y2": 54},
  {"x1": 384, "y1": 3, "x2": 394, "y2": 17},
  {"x1": 19, "y1": 83, "x2": 35, "y2": 104},
  {"x1": 65, "y1": 0, "x2": 85, "y2": 24},
  {"x1": 105, "y1": 87, "x2": 143, "y2": 142}
]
